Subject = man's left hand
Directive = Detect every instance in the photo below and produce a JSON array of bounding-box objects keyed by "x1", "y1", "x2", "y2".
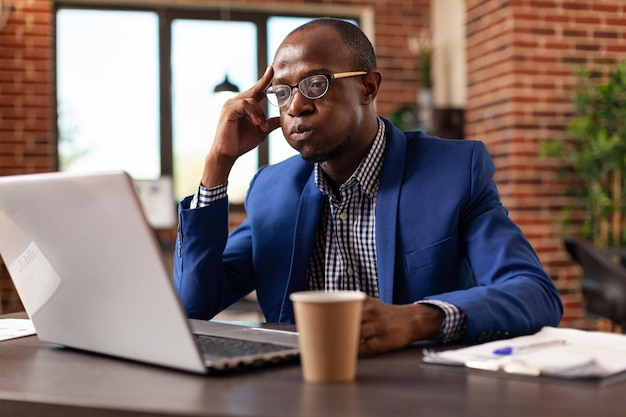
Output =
[{"x1": 358, "y1": 297, "x2": 445, "y2": 355}]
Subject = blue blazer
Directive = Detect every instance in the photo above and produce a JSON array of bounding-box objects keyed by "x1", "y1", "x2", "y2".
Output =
[{"x1": 174, "y1": 119, "x2": 563, "y2": 344}]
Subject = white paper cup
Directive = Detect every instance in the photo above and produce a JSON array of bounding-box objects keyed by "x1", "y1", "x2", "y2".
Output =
[{"x1": 290, "y1": 291, "x2": 366, "y2": 383}]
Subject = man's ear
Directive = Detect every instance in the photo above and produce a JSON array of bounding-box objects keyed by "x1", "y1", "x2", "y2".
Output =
[{"x1": 360, "y1": 71, "x2": 382, "y2": 104}]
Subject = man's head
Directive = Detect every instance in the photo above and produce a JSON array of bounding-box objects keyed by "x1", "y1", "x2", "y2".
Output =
[
  {"x1": 287, "y1": 18, "x2": 377, "y2": 73},
  {"x1": 270, "y1": 18, "x2": 382, "y2": 168}
]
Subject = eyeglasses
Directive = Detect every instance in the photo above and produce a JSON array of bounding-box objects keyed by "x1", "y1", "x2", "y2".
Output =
[{"x1": 265, "y1": 71, "x2": 368, "y2": 107}]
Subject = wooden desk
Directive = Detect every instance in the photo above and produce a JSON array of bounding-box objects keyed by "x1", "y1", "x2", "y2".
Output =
[{"x1": 1, "y1": 313, "x2": 625, "y2": 417}]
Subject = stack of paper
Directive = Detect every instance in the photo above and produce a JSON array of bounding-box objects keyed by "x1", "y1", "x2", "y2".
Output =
[
  {"x1": 423, "y1": 326, "x2": 626, "y2": 379},
  {"x1": 0, "y1": 319, "x2": 36, "y2": 342}
]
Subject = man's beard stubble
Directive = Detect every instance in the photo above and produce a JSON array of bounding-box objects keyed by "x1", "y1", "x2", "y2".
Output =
[{"x1": 300, "y1": 140, "x2": 351, "y2": 164}]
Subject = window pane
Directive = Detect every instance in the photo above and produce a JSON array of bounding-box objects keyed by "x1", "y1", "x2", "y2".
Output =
[
  {"x1": 57, "y1": 10, "x2": 160, "y2": 179},
  {"x1": 266, "y1": 17, "x2": 313, "y2": 165},
  {"x1": 171, "y1": 20, "x2": 257, "y2": 203}
]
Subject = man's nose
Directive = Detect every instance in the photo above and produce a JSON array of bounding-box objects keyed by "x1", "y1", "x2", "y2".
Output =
[{"x1": 286, "y1": 88, "x2": 314, "y2": 116}]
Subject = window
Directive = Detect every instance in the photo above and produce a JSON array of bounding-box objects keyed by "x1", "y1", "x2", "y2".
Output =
[
  {"x1": 55, "y1": 6, "x2": 359, "y2": 206},
  {"x1": 171, "y1": 19, "x2": 259, "y2": 202},
  {"x1": 266, "y1": 17, "x2": 314, "y2": 165},
  {"x1": 56, "y1": 9, "x2": 160, "y2": 179}
]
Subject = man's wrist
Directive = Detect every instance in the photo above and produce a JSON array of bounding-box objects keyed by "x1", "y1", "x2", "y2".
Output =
[
  {"x1": 201, "y1": 152, "x2": 236, "y2": 188},
  {"x1": 192, "y1": 182, "x2": 228, "y2": 209},
  {"x1": 416, "y1": 300, "x2": 466, "y2": 343},
  {"x1": 410, "y1": 303, "x2": 446, "y2": 341}
]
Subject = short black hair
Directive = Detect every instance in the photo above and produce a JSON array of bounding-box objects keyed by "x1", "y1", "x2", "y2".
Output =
[{"x1": 288, "y1": 18, "x2": 377, "y2": 71}]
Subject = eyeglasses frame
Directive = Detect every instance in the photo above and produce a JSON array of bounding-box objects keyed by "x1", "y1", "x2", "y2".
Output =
[{"x1": 265, "y1": 71, "x2": 368, "y2": 107}]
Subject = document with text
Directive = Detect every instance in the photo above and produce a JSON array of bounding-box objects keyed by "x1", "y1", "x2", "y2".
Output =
[{"x1": 423, "y1": 326, "x2": 626, "y2": 379}]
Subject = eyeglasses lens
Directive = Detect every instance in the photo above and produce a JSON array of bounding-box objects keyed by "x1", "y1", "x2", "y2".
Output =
[{"x1": 300, "y1": 75, "x2": 329, "y2": 99}]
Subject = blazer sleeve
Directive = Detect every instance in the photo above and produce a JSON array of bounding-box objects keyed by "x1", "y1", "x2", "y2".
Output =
[
  {"x1": 173, "y1": 195, "x2": 255, "y2": 320},
  {"x1": 426, "y1": 141, "x2": 563, "y2": 343}
]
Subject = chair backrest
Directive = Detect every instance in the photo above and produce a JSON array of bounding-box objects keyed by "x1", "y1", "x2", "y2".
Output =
[{"x1": 564, "y1": 236, "x2": 626, "y2": 329}]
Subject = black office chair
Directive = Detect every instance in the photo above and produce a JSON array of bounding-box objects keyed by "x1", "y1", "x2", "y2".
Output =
[{"x1": 564, "y1": 236, "x2": 626, "y2": 332}]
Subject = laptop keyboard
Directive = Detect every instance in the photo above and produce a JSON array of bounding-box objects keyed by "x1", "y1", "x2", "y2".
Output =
[{"x1": 194, "y1": 333, "x2": 295, "y2": 358}]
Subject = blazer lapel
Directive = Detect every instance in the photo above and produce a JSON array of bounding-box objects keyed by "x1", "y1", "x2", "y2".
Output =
[
  {"x1": 375, "y1": 121, "x2": 406, "y2": 303},
  {"x1": 278, "y1": 174, "x2": 323, "y2": 322}
]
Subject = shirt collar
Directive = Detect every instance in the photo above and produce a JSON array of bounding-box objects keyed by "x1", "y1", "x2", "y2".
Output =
[{"x1": 314, "y1": 117, "x2": 386, "y2": 199}]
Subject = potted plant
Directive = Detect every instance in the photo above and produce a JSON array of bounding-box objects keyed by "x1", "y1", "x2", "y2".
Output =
[{"x1": 541, "y1": 61, "x2": 626, "y2": 248}]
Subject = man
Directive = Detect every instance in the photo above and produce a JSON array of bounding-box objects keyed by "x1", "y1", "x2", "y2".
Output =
[{"x1": 174, "y1": 18, "x2": 563, "y2": 355}]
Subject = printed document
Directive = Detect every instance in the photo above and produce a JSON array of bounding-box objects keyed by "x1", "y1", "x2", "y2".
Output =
[{"x1": 423, "y1": 326, "x2": 626, "y2": 379}]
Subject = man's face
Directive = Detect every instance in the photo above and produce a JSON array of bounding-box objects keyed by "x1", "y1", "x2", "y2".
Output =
[{"x1": 271, "y1": 27, "x2": 367, "y2": 164}]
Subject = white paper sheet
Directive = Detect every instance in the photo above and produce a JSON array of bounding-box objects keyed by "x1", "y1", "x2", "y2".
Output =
[
  {"x1": 423, "y1": 327, "x2": 626, "y2": 379},
  {"x1": 0, "y1": 319, "x2": 36, "y2": 342}
]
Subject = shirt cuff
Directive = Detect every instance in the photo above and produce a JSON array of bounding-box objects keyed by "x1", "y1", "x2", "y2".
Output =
[
  {"x1": 190, "y1": 182, "x2": 228, "y2": 209},
  {"x1": 416, "y1": 299, "x2": 467, "y2": 344}
]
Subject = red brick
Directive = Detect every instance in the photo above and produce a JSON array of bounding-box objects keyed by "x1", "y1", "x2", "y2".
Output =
[
  {"x1": 529, "y1": 1, "x2": 558, "y2": 8},
  {"x1": 563, "y1": 2, "x2": 590, "y2": 11},
  {"x1": 592, "y1": 4, "x2": 619, "y2": 13}
]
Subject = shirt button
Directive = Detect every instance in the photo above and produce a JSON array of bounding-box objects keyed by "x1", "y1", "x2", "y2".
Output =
[
  {"x1": 346, "y1": 267, "x2": 354, "y2": 275},
  {"x1": 339, "y1": 212, "x2": 348, "y2": 221}
]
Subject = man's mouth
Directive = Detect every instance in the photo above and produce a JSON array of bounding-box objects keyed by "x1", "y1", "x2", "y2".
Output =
[{"x1": 289, "y1": 125, "x2": 313, "y2": 141}]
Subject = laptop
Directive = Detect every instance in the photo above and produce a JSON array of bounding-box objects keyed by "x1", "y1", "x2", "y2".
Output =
[{"x1": 0, "y1": 171, "x2": 299, "y2": 374}]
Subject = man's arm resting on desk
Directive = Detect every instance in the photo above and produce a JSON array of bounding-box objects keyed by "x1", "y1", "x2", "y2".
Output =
[{"x1": 189, "y1": 185, "x2": 467, "y2": 354}]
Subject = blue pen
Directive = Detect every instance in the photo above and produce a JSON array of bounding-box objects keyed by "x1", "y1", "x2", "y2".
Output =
[{"x1": 492, "y1": 339, "x2": 567, "y2": 355}]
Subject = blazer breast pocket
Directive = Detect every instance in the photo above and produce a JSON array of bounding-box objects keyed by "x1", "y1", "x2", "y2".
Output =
[{"x1": 403, "y1": 236, "x2": 457, "y2": 272}]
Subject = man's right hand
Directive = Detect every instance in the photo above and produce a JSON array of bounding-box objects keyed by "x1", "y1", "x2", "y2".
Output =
[{"x1": 202, "y1": 65, "x2": 281, "y2": 188}]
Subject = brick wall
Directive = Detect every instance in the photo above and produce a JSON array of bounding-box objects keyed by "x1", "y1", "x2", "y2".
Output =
[
  {"x1": 465, "y1": 0, "x2": 626, "y2": 328},
  {"x1": 0, "y1": 0, "x2": 53, "y2": 176},
  {"x1": 0, "y1": 0, "x2": 53, "y2": 312}
]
